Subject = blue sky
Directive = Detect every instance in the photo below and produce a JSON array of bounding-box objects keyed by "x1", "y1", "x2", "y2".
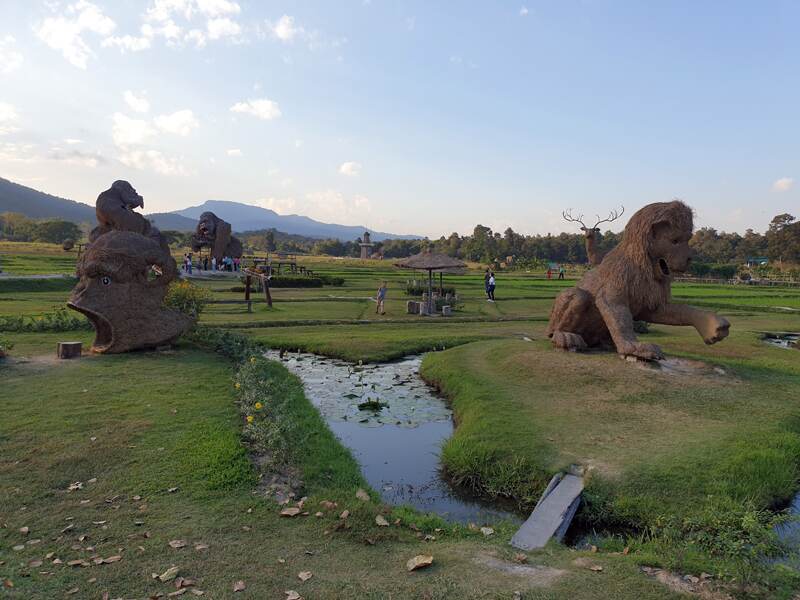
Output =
[{"x1": 0, "y1": 1, "x2": 797, "y2": 237}]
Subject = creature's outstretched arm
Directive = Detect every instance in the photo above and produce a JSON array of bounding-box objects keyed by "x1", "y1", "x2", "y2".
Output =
[
  {"x1": 596, "y1": 293, "x2": 664, "y2": 360},
  {"x1": 642, "y1": 304, "x2": 730, "y2": 345}
]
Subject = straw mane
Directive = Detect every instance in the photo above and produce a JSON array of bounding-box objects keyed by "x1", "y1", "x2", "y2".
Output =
[{"x1": 592, "y1": 200, "x2": 693, "y2": 313}]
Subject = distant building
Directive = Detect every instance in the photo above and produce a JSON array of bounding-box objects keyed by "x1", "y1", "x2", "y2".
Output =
[
  {"x1": 746, "y1": 256, "x2": 769, "y2": 267},
  {"x1": 359, "y1": 231, "x2": 374, "y2": 260}
]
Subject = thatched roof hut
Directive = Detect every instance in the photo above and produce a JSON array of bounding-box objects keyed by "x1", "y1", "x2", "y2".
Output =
[{"x1": 395, "y1": 250, "x2": 466, "y2": 314}]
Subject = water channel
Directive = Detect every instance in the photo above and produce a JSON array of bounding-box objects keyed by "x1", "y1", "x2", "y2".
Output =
[{"x1": 265, "y1": 350, "x2": 519, "y2": 524}]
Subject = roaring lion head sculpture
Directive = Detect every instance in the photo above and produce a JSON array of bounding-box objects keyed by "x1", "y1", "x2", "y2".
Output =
[
  {"x1": 190, "y1": 211, "x2": 243, "y2": 262},
  {"x1": 546, "y1": 200, "x2": 730, "y2": 360},
  {"x1": 68, "y1": 181, "x2": 192, "y2": 353}
]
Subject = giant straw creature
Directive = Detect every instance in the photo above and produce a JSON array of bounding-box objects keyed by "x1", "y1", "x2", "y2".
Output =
[{"x1": 546, "y1": 200, "x2": 730, "y2": 360}]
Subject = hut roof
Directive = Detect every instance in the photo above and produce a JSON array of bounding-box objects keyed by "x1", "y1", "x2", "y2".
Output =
[{"x1": 394, "y1": 251, "x2": 466, "y2": 271}]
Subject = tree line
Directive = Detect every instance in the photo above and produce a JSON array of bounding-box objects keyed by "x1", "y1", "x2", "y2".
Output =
[
  {"x1": 0, "y1": 212, "x2": 82, "y2": 245},
  {"x1": 3, "y1": 210, "x2": 798, "y2": 268}
]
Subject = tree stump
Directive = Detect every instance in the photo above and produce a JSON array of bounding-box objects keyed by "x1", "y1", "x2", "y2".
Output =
[{"x1": 57, "y1": 341, "x2": 82, "y2": 359}]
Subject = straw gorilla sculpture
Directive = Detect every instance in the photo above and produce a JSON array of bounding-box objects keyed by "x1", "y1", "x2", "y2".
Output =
[
  {"x1": 190, "y1": 211, "x2": 242, "y2": 263},
  {"x1": 68, "y1": 181, "x2": 192, "y2": 353},
  {"x1": 546, "y1": 200, "x2": 730, "y2": 360}
]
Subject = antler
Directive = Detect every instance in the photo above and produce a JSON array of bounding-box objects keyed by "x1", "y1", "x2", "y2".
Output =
[
  {"x1": 562, "y1": 209, "x2": 587, "y2": 229},
  {"x1": 591, "y1": 205, "x2": 625, "y2": 230}
]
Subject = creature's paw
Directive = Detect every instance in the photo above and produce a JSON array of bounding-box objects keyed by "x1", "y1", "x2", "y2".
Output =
[
  {"x1": 551, "y1": 331, "x2": 588, "y2": 352},
  {"x1": 701, "y1": 316, "x2": 730, "y2": 345},
  {"x1": 618, "y1": 341, "x2": 664, "y2": 361}
]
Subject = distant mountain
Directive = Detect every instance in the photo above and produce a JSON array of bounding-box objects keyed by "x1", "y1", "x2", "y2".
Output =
[
  {"x1": 146, "y1": 212, "x2": 197, "y2": 232},
  {"x1": 0, "y1": 177, "x2": 95, "y2": 223},
  {"x1": 172, "y1": 200, "x2": 420, "y2": 241},
  {"x1": 0, "y1": 178, "x2": 421, "y2": 241}
]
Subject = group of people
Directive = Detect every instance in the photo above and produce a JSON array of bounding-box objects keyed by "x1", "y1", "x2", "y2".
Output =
[
  {"x1": 546, "y1": 265, "x2": 566, "y2": 280},
  {"x1": 182, "y1": 253, "x2": 242, "y2": 273}
]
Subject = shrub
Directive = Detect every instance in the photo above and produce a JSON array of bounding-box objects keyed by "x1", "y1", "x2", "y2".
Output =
[
  {"x1": 0, "y1": 308, "x2": 90, "y2": 332},
  {"x1": 0, "y1": 335, "x2": 13, "y2": 358},
  {"x1": 164, "y1": 279, "x2": 212, "y2": 318},
  {"x1": 62, "y1": 239, "x2": 75, "y2": 251},
  {"x1": 406, "y1": 280, "x2": 456, "y2": 297}
]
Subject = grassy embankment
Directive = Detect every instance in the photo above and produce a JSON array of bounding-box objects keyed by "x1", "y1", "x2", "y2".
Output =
[{"x1": 0, "y1": 332, "x2": 690, "y2": 599}]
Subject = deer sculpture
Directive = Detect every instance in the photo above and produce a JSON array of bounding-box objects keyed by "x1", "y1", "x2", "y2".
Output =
[{"x1": 562, "y1": 206, "x2": 625, "y2": 266}]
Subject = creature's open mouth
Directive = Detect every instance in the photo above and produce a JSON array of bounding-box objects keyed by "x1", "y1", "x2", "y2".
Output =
[
  {"x1": 658, "y1": 259, "x2": 671, "y2": 276},
  {"x1": 67, "y1": 303, "x2": 114, "y2": 352}
]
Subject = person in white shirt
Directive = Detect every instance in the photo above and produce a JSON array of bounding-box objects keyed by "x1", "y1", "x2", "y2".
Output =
[{"x1": 487, "y1": 273, "x2": 496, "y2": 301}]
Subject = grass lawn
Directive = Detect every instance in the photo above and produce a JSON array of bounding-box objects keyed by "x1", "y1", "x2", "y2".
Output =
[
  {"x1": 420, "y1": 312, "x2": 800, "y2": 585},
  {"x1": 0, "y1": 333, "x2": 683, "y2": 599},
  {"x1": 1, "y1": 244, "x2": 799, "y2": 597}
]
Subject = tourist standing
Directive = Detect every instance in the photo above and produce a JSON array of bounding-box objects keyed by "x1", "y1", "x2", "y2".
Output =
[
  {"x1": 484, "y1": 268, "x2": 491, "y2": 298},
  {"x1": 546, "y1": 267, "x2": 552, "y2": 280},
  {"x1": 211, "y1": 256, "x2": 217, "y2": 271},
  {"x1": 487, "y1": 272, "x2": 496, "y2": 302},
  {"x1": 187, "y1": 253, "x2": 193, "y2": 275},
  {"x1": 376, "y1": 281, "x2": 387, "y2": 315},
  {"x1": 558, "y1": 265, "x2": 565, "y2": 280},
  {"x1": 203, "y1": 257, "x2": 208, "y2": 271}
]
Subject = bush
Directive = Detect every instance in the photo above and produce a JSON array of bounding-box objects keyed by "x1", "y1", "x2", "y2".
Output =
[
  {"x1": 406, "y1": 280, "x2": 456, "y2": 297},
  {"x1": 164, "y1": 279, "x2": 212, "y2": 318},
  {"x1": 0, "y1": 335, "x2": 13, "y2": 358},
  {"x1": 239, "y1": 275, "x2": 324, "y2": 288},
  {"x1": 62, "y1": 239, "x2": 75, "y2": 251},
  {"x1": 0, "y1": 308, "x2": 91, "y2": 332},
  {"x1": 317, "y1": 274, "x2": 345, "y2": 286}
]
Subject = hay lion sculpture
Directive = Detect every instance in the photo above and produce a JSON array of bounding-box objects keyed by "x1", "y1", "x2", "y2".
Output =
[
  {"x1": 190, "y1": 211, "x2": 243, "y2": 263},
  {"x1": 68, "y1": 181, "x2": 192, "y2": 353},
  {"x1": 546, "y1": 200, "x2": 730, "y2": 360}
]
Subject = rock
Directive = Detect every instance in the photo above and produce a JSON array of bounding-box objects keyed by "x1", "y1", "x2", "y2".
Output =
[
  {"x1": 280, "y1": 507, "x2": 301, "y2": 517},
  {"x1": 406, "y1": 555, "x2": 434, "y2": 572},
  {"x1": 375, "y1": 515, "x2": 389, "y2": 527},
  {"x1": 158, "y1": 566, "x2": 181, "y2": 582},
  {"x1": 480, "y1": 527, "x2": 494, "y2": 536}
]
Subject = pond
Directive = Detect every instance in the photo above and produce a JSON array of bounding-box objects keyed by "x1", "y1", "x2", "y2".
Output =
[
  {"x1": 265, "y1": 350, "x2": 520, "y2": 524},
  {"x1": 762, "y1": 332, "x2": 799, "y2": 349}
]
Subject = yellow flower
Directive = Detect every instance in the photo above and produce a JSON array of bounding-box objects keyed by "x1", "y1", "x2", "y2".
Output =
[
  {"x1": 254, "y1": 402, "x2": 263, "y2": 410},
  {"x1": 234, "y1": 382, "x2": 241, "y2": 389},
  {"x1": 250, "y1": 357, "x2": 257, "y2": 364},
  {"x1": 246, "y1": 415, "x2": 254, "y2": 423}
]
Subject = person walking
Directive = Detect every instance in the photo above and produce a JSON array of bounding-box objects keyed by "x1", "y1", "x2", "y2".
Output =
[
  {"x1": 484, "y1": 268, "x2": 491, "y2": 299},
  {"x1": 558, "y1": 265, "x2": 565, "y2": 280},
  {"x1": 187, "y1": 253, "x2": 193, "y2": 274},
  {"x1": 487, "y1": 272, "x2": 496, "y2": 302},
  {"x1": 211, "y1": 256, "x2": 217, "y2": 271},
  {"x1": 376, "y1": 281, "x2": 387, "y2": 315}
]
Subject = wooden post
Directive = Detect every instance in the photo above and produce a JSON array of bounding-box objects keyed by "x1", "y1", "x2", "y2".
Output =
[
  {"x1": 245, "y1": 275, "x2": 252, "y2": 313},
  {"x1": 263, "y1": 275, "x2": 273, "y2": 308},
  {"x1": 57, "y1": 341, "x2": 82, "y2": 359}
]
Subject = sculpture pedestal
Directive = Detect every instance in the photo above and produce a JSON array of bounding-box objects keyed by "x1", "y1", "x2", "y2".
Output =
[{"x1": 57, "y1": 341, "x2": 82, "y2": 359}]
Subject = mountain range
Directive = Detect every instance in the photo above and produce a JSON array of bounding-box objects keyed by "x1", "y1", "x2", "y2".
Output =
[{"x1": 0, "y1": 177, "x2": 420, "y2": 241}]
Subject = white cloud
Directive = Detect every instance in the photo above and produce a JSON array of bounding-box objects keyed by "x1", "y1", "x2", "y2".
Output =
[
  {"x1": 305, "y1": 189, "x2": 372, "y2": 222},
  {"x1": 230, "y1": 98, "x2": 281, "y2": 120},
  {"x1": 111, "y1": 112, "x2": 156, "y2": 147},
  {"x1": 294, "y1": 139, "x2": 303, "y2": 148},
  {"x1": 185, "y1": 28, "x2": 206, "y2": 47},
  {"x1": 0, "y1": 36, "x2": 23, "y2": 74},
  {"x1": 64, "y1": 138, "x2": 84, "y2": 144},
  {"x1": 207, "y1": 17, "x2": 241, "y2": 40},
  {"x1": 226, "y1": 148, "x2": 242, "y2": 156},
  {"x1": 48, "y1": 146, "x2": 106, "y2": 168},
  {"x1": 34, "y1": 0, "x2": 116, "y2": 69},
  {"x1": 266, "y1": 15, "x2": 303, "y2": 42},
  {"x1": 339, "y1": 161, "x2": 362, "y2": 177},
  {"x1": 255, "y1": 196, "x2": 296, "y2": 214},
  {"x1": 196, "y1": 0, "x2": 240, "y2": 17},
  {"x1": 119, "y1": 148, "x2": 188, "y2": 175},
  {"x1": 154, "y1": 109, "x2": 198, "y2": 135},
  {"x1": 0, "y1": 102, "x2": 19, "y2": 135},
  {"x1": 124, "y1": 90, "x2": 150, "y2": 113},
  {"x1": 772, "y1": 177, "x2": 793, "y2": 192},
  {"x1": 520, "y1": 6, "x2": 529, "y2": 16},
  {"x1": 102, "y1": 31, "x2": 152, "y2": 52}
]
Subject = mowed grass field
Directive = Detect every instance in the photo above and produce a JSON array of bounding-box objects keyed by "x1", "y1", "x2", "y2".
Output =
[{"x1": 1, "y1": 242, "x2": 800, "y2": 597}]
